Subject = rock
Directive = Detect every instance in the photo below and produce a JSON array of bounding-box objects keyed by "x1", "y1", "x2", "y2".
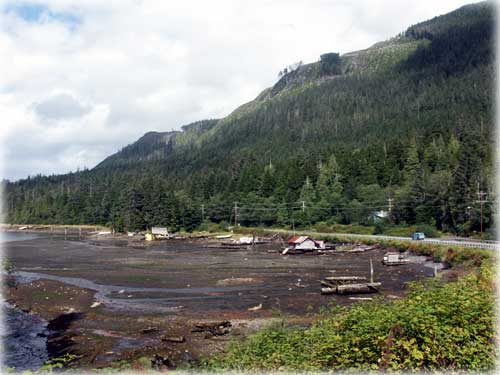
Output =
[
  {"x1": 192, "y1": 321, "x2": 231, "y2": 336},
  {"x1": 151, "y1": 354, "x2": 172, "y2": 370},
  {"x1": 90, "y1": 301, "x2": 101, "y2": 308},
  {"x1": 118, "y1": 289, "x2": 125, "y2": 294}
]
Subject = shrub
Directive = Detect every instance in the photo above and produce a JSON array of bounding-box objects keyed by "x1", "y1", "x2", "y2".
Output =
[
  {"x1": 203, "y1": 266, "x2": 495, "y2": 372},
  {"x1": 415, "y1": 224, "x2": 439, "y2": 238},
  {"x1": 314, "y1": 222, "x2": 331, "y2": 233},
  {"x1": 373, "y1": 222, "x2": 385, "y2": 235}
]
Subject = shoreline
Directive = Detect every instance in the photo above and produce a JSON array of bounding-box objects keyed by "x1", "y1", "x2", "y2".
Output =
[{"x1": 3, "y1": 230, "x2": 437, "y2": 371}]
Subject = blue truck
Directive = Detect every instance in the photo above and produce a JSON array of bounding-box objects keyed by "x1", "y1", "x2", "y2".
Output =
[{"x1": 412, "y1": 232, "x2": 426, "y2": 241}]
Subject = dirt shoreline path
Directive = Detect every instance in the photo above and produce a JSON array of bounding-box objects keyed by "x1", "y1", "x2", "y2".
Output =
[{"x1": 4, "y1": 233, "x2": 434, "y2": 370}]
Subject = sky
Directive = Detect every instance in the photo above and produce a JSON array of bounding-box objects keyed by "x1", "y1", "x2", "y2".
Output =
[{"x1": 0, "y1": 0, "x2": 487, "y2": 181}]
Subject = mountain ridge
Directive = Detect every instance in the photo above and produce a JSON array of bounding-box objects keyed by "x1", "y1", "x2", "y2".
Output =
[
  {"x1": 97, "y1": 1, "x2": 493, "y2": 171},
  {"x1": 4, "y1": 2, "x2": 495, "y2": 236}
]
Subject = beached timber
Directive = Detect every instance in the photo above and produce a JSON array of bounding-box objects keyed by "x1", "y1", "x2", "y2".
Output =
[
  {"x1": 321, "y1": 282, "x2": 381, "y2": 295},
  {"x1": 324, "y1": 276, "x2": 367, "y2": 282},
  {"x1": 321, "y1": 258, "x2": 381, "y2": 295}
]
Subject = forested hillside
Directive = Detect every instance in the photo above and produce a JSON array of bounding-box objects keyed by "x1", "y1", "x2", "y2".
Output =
[{"x1": 3, "y1": 2, "x2": 495, "y2": 236}]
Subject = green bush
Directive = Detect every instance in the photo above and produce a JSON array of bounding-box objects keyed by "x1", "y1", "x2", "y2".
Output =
[
  {"x1": 203, "y1": 266, "x2": 495, "y2": 372},
  {"x1": 415, "y1": 224, "x2": 439, "y2": 238},
  {"x1": 381, "y1": 225, "x2": 415, "y2": 237},
  {"x1": 313, "y1": 222, "x2": 331, "y2": 233},
  {"x1": 373, "y1": 222, "x2": 385, "y2": 235}
]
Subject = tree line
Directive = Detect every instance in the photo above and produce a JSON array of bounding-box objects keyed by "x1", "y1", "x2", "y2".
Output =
[{"x1": 2, "y1": 4, "x2": 494, "y2": 236}]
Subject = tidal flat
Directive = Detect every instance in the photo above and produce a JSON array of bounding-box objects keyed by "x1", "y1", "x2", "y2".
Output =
[{"x1": 3, "y1": 231, "x2": 434, "y2": 370}]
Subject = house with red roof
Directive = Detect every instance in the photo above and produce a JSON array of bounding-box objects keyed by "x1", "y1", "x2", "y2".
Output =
[{"x1": 287, "y1": 235, "x2": 325, "y2": 251}]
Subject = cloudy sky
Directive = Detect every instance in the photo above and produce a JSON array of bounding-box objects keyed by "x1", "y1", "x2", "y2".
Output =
[{"x1": 0, "y1": 0, "x2": 484, "y2": 181}]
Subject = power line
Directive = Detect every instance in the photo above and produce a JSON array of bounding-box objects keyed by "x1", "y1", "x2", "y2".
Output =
[{"x1": 234, "y1": 202, "x2": 238, "y2": 226}]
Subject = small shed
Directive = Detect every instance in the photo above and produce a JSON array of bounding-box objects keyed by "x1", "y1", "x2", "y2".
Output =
[
  {"x1": 238, "y1": 236, "x2": 254, "y2": 244},
  {"x1": 152, "y1": 227, "x2": 169, "y2": 238},
  {"x1": 288, "y1": 236, "x2": 318, "y2": 250}
]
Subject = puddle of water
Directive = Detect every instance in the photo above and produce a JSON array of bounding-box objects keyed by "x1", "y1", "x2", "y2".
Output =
[
  {"x1": 1, "y1": 301, "x2": 49, "y2": 372},
  {"x1": 0, "y1": 232, "x2": 43, "y2": 243}
]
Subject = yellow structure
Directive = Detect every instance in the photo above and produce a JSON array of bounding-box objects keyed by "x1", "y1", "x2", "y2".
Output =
[{"x1": 145, "y1": 232, "x2": 154, "y2": 241}]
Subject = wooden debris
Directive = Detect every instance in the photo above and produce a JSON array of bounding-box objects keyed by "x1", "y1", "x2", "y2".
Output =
[
  {"x1": 321, "y1": 282, "x2": 381, "y2": 295},
  {"x1": 382, "y1": 252, "x2": 411, "y2": 265},
  {"x1": 161, "y1": 335, "x2": 185, "y2": 343},
  {"x1": 141, "y1": 327, "x2": 159, "y2": 334},
  {"x1": 192, "y1": 321, "x2": 231, "y2": 336},
  {"x1": 321, "y1": 259, "x2": 381, "y2": 295},
  {"x1": 248, "y1": 303, "x2": 263, "y2": 311},
  {"x1": 320, "y1": 287, "x2": 336, "y2": 295},
  {"x1": 216, "y1": 277, "x2": 259, "y2": 286},
  {"x1": 337, "y1": 282, "x2": 381, "y2": 294},
  {"x1": 324, "y1": 276, "x2": 367, "y2": 282}
]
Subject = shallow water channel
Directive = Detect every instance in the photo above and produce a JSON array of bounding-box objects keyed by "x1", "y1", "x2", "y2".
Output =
[
  {"x1": 2, "y1": 232, "x2": 49, "y2": 372},
  {"x1": 15, "y1": 270, "x2": 261, "y2": 312}
]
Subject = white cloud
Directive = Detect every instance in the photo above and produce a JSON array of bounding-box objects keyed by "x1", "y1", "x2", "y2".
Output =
[
  {"x1": 34, "y1": 92, "x2": 90, "y2": 120},
  {"x1": 0, "y1": 0, "x2": 484, "y2": 180}
]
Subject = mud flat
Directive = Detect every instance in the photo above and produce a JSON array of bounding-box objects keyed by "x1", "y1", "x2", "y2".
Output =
[{"x1": 3, "y1": 234, "x2": 434, "y2": 370}]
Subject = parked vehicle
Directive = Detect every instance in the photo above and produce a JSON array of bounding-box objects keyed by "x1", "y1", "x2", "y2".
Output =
[{"x1": 412, "y1": 232, "x2": 426, "y2": 240}]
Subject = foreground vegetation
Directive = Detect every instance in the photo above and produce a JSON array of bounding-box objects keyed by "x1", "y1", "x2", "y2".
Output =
[{"x1": 202, "y1": 260, "x2": 495, "y2": 372}]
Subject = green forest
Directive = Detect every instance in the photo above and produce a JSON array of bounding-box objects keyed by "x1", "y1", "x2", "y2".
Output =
[{"x1": 2, "y1": 2, "x2": 495, "y2": 237}]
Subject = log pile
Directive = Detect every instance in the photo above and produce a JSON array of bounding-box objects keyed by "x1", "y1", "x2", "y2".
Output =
[{"x1": 320, "y1": 259, "x2": 381, "y2": 295}]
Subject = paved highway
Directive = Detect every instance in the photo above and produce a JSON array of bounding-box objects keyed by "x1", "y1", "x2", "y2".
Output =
[{"x1": 265, "y1": 229, "x2": 498, "y2": 250}]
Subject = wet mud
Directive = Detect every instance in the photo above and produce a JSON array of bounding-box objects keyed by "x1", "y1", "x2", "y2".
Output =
[{"x1": 4, "y1": 233, "x2": 435, "y2": 370}]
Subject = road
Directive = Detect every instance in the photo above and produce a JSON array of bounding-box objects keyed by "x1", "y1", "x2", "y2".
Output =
[{"x1": 264, "y1": 229, "x2": 498, "y2": 250}]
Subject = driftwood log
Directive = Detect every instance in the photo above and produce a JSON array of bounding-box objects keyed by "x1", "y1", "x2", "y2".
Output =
[
  {"x1": 321, "y1": 282, "x2": 381, "y2": 295},
  {"x1": 161, "y1": 335, "x2": 185, "y2": 343},
  {"x1": 324, "y1": 276, "x2": 367, "y2": 282}
]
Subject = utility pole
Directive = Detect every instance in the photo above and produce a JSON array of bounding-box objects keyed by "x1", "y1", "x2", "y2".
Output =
[
  {"x1": 301, "y1": 201, "x2": 306, "y2": 213},
  {"x1": 370, "y1": 258, "x2": 374, "y2": 284},
  {"x1": 234, "y1": 202, "x2": 238, "y2": 227},
  {"x1": 387, "y1": 197, "x2": 393, "y2": 213},
  {"x1": 476, "y1": 184, "x2": 488, "y2": 238}
]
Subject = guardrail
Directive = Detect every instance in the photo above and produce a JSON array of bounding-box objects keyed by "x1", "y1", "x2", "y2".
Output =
[{"x1": 266, "y1": 229, "x2": 499, "y2": 250}]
